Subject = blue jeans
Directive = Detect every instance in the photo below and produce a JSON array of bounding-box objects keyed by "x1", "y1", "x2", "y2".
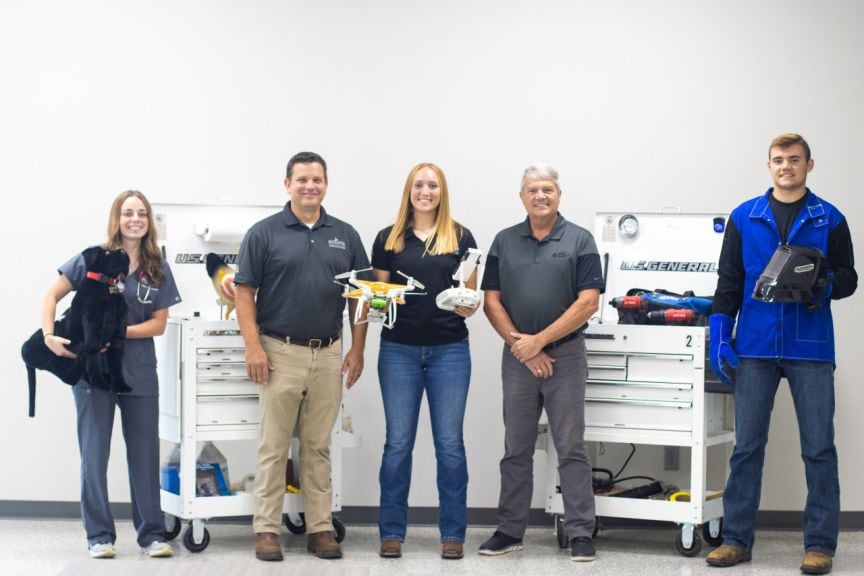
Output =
[
  {"x1": 723, "y1": 358, "x2": 838, "y2": 555},
  {"x1": 377, "y1": 339, "x2": 470, "y2": 543}
]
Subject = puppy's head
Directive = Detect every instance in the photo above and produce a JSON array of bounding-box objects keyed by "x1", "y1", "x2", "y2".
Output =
[{"x1": 83, "y1": 247, "x2": 130, "y2": 279}]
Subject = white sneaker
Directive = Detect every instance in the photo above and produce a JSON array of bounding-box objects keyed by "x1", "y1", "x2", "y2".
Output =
[
  {"x1": 88, "y1": 542, "x2": 116, "y2": 558},
  {"x1": 140, "y1": 540, "x2": 173, "y2": 557}
]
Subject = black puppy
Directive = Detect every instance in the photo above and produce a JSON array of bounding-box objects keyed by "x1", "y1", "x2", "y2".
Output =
[{"x1": 22, "y1": 246, "x2": 131, "y2": 416}]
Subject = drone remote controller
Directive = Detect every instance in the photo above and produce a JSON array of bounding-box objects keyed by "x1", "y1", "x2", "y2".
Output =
[
  {"x1": 436, "y1": 248, "x2": 483, "y2": 311},
  {"x1": 436, "y1": 287, "x2": 480, "y2": 311}
]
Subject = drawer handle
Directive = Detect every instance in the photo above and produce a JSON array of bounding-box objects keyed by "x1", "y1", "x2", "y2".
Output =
[
  {"x1": 196, "y1": 395, "x2": 258, "y2": 402},
  {"x1": 199, "y1": 348, "x2": 245, "y2": 353},
  {"x1": 624, "y1": 379, "x2": 693, "y2": 387},
  {"x1": 585, "y1": 333, "x2": 616, "y2": 340},
  {"x1": 588, "y1": 365, "x2": 627, "y2": 371},
  {"x1": 587, "y1": 380, "x2": 692, "y2": 390},
  {"x1": 587, "y1": 398, "x2": 691, "y2": 408},
  {"x1": 627, "y1": 353, "x2": 692, "y2": 361}
]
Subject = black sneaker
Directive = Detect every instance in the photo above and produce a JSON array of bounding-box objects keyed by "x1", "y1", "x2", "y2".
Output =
[
  {"x1": 570, "y1": 537, "x2": 596, "y2": 562},
  {"x1": 478, "y1": 531, "x2": 524, "y2": 556}
]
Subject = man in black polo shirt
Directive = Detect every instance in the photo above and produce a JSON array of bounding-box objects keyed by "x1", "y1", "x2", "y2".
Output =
[
  {"x1": 479, "y1": 163, "x2": 604, "y2": 562},
  {"x1": 235, "y1": 151, "x2": 370, "y2": 561}
]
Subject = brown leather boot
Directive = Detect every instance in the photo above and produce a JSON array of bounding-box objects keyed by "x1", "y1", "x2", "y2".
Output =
[
  {"x1": 706, "y1": 543, "x2": 752, "y2": 567},
  {"x1": 379, "y1": 539, "x2": 402, "y2": 558},
  {"x1": 255, "y1": 532, "x2": 283, "y2": 561},
  {"x1": 441, "y1": 541, "x2": 464, "y2": 559},
  {"x1": 800, "y1": 551, "x2": 833, "y2": 574},
  {"x1": 308, "y1": 531, "x2": 342, "y2": 559}
]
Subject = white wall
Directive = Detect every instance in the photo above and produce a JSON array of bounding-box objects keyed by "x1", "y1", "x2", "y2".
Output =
[{"x1": 1, "y1": 0, "x2": 862, "y2": 515}]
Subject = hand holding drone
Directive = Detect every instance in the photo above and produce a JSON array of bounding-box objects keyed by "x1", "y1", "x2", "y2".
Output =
[
  {"x1": 334, "y1": 268, "x2": 426, "y2": 329},
  {"x1": 436, "y1": 248, "x2": 483, "y2": 311}
]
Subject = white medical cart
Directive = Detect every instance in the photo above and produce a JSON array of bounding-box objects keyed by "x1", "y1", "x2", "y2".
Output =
[
  {"x1": 156, "y1": 318, "x2": 357, "y2": 552},
  {"x1": 542, "y1": 211, "x2": 735, "y2": 556},
  {"x1": 152, "y1": 203, "x2": 357, "y2": 552}
]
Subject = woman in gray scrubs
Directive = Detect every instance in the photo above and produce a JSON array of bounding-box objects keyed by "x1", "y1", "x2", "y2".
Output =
[{"x1": 41, "y1": 190, "x2": 181, "y2": 559}]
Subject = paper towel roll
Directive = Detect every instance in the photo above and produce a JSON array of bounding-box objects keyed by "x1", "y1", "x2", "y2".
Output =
[{"x1": 196, "y1": 222, "x2": 247, "y2": 244}]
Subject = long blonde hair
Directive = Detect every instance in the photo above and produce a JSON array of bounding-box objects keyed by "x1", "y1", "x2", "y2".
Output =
[
  {"x1": 384, "y1": 163, "x2": 461, "y2": 255},
  {"x1": 105, "y1": 190, "x2": 165, "y2": 285}
]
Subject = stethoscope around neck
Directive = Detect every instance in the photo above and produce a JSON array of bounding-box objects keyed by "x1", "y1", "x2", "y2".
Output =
[{"x1": 133, "y1": 268, "x2": 154, "y2": 304}]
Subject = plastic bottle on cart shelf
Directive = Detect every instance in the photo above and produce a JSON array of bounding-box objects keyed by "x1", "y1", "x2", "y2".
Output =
[
  {"x1": 166, "y1": 443, "x2": 181, "y2": 466},
  {"x1": 198, "y1": 441, "x2": 231, "y2": 494},
  {"x1": 161, "y1": 443, "x2": 181, "y2": 494}
]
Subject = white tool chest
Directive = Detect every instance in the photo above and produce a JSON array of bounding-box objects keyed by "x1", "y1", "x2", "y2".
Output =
[
  {"x1": 542, "y1": 211, "x2": 734, "y2": 556},
  {"x1": 157, "y1": 318, "x2": 357, "y2": 552}
]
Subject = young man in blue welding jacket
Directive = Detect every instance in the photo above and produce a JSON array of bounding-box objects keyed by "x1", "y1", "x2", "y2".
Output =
[{"x1": 707, "y1": 134, "x2": 857, "y2": 575}]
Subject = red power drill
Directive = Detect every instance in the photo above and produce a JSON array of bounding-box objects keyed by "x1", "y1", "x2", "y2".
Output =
[{"x1": 645, "y1": 309, "x2": 699, "y2": 325}]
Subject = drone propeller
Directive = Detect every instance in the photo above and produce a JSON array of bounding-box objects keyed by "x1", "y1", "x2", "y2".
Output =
[
  {"x1": 396, "y1": 270, "x2": 425, "y2": 290},
  {"x1": 334, "y1": 267, "x2": 373, "y2": 280}
]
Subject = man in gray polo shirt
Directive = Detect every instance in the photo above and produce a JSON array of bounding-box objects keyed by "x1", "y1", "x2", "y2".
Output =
[
  {"x1": 479, "y1": 163, "x2": 604, "y2": 562},
  {"x1": 235, "y1": 151, "x2": 369, "y2": 561}
]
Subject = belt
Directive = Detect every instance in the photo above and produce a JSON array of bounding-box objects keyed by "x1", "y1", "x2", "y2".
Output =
[
  {"x1": 260, "y1": 329, "x2": 340, "y2": 349},
  {"x1": 543, "y1": 331, "x2": 581, "y2": 351}
]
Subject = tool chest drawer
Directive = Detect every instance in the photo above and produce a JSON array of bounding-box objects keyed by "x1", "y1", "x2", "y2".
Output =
[
  {"x1": 197, "y1": 348, "x2": 246, "y2": 364},
  {"x1": 196, "y1": 379, "x2": 258, "y2": 397},
  {"x1": 586, "y1": 352, "x2": 627, "y2": 381},
  {"x1": 585, "y1": 398, "x2": 692, "y2": 432},
  {"x1": 586, "y1": 381, "x2": 693, "y2": 403},
  {"x1": 626, "y1": 353, "x2": 693, "y2": 384},
  {"x1": 196, "y1": 396, "x2": 259, "y2": 427},
  {"x1": 197, "y1": 362, "x2": 249, "y2": 378}
]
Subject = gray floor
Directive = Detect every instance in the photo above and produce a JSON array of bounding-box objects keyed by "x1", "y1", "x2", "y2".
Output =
[{"x1": 1, "y1": 518, "x2": 862, "y2": 576}]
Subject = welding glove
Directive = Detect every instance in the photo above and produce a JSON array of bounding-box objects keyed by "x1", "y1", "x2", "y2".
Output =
[
  {"x1": 709, "y1": 313, "x2": 739, "y2": 384},
  {"x1": 803, "y1": 270, "x2": 834, "y2": 311}
]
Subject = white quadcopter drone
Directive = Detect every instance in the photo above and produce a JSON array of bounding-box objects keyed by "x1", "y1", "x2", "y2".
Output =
[
  {"x1": 334, "y1": 268, "x2": 426, "y2": 329},
  {"x1": 436, "y1": 248, "x2": 483, "y2": 311}
]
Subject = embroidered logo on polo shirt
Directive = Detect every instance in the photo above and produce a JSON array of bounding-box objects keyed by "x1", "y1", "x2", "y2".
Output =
[
  {"x1": 552, "y1": 251, "x2": 568, "y2": 258},
  {"x1": 328, "y1": 237, "x2": 346, "y2": 250}
]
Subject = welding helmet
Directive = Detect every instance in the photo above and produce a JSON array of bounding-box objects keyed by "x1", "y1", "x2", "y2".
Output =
[{"x1": 752, "y1": 245, "x2": 829, "y2": 310}]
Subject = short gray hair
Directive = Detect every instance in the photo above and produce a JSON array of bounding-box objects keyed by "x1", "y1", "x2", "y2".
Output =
[{"x1": 521, "y1": 163, "x2": 560, "y2": 191}]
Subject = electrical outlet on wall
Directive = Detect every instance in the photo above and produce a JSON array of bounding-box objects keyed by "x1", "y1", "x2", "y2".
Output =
[{"x1": 664, "y1": 446, "x2": 680, "y2": 470}]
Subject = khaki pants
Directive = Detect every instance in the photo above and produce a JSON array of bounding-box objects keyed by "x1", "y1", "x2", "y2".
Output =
[{"x1": 252, "y1": 336, "x2": 343, "y2": 534}]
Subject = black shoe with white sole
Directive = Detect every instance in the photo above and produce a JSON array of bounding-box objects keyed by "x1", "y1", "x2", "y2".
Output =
[
  {"x1": 570, "y1": 537, "x2": 596, "y2": 562},
  {"x1": 478, "y1": 531, "x2": 524, "y2": 556}
]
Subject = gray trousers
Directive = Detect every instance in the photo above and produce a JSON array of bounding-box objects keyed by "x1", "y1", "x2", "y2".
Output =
[
  {"x1": 73, "y1": 384, "x2": 166, "y2": 547},
  {"x1": 496, "y1": 335, "x2": 595, "y2": 541}
]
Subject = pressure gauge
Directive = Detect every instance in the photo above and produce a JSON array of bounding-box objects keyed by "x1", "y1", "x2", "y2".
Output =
[{"x1": 618, "y1": 214, "x2": 639, "y2": 238}]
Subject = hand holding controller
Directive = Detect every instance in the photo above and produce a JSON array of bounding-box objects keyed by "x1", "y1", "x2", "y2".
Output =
[
  {"x1": 436, "y1": 287, "x2": 480, "y2": 311},
  {"x1": 435, "y1": 248, "x2": 483, "y2": 312}
]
